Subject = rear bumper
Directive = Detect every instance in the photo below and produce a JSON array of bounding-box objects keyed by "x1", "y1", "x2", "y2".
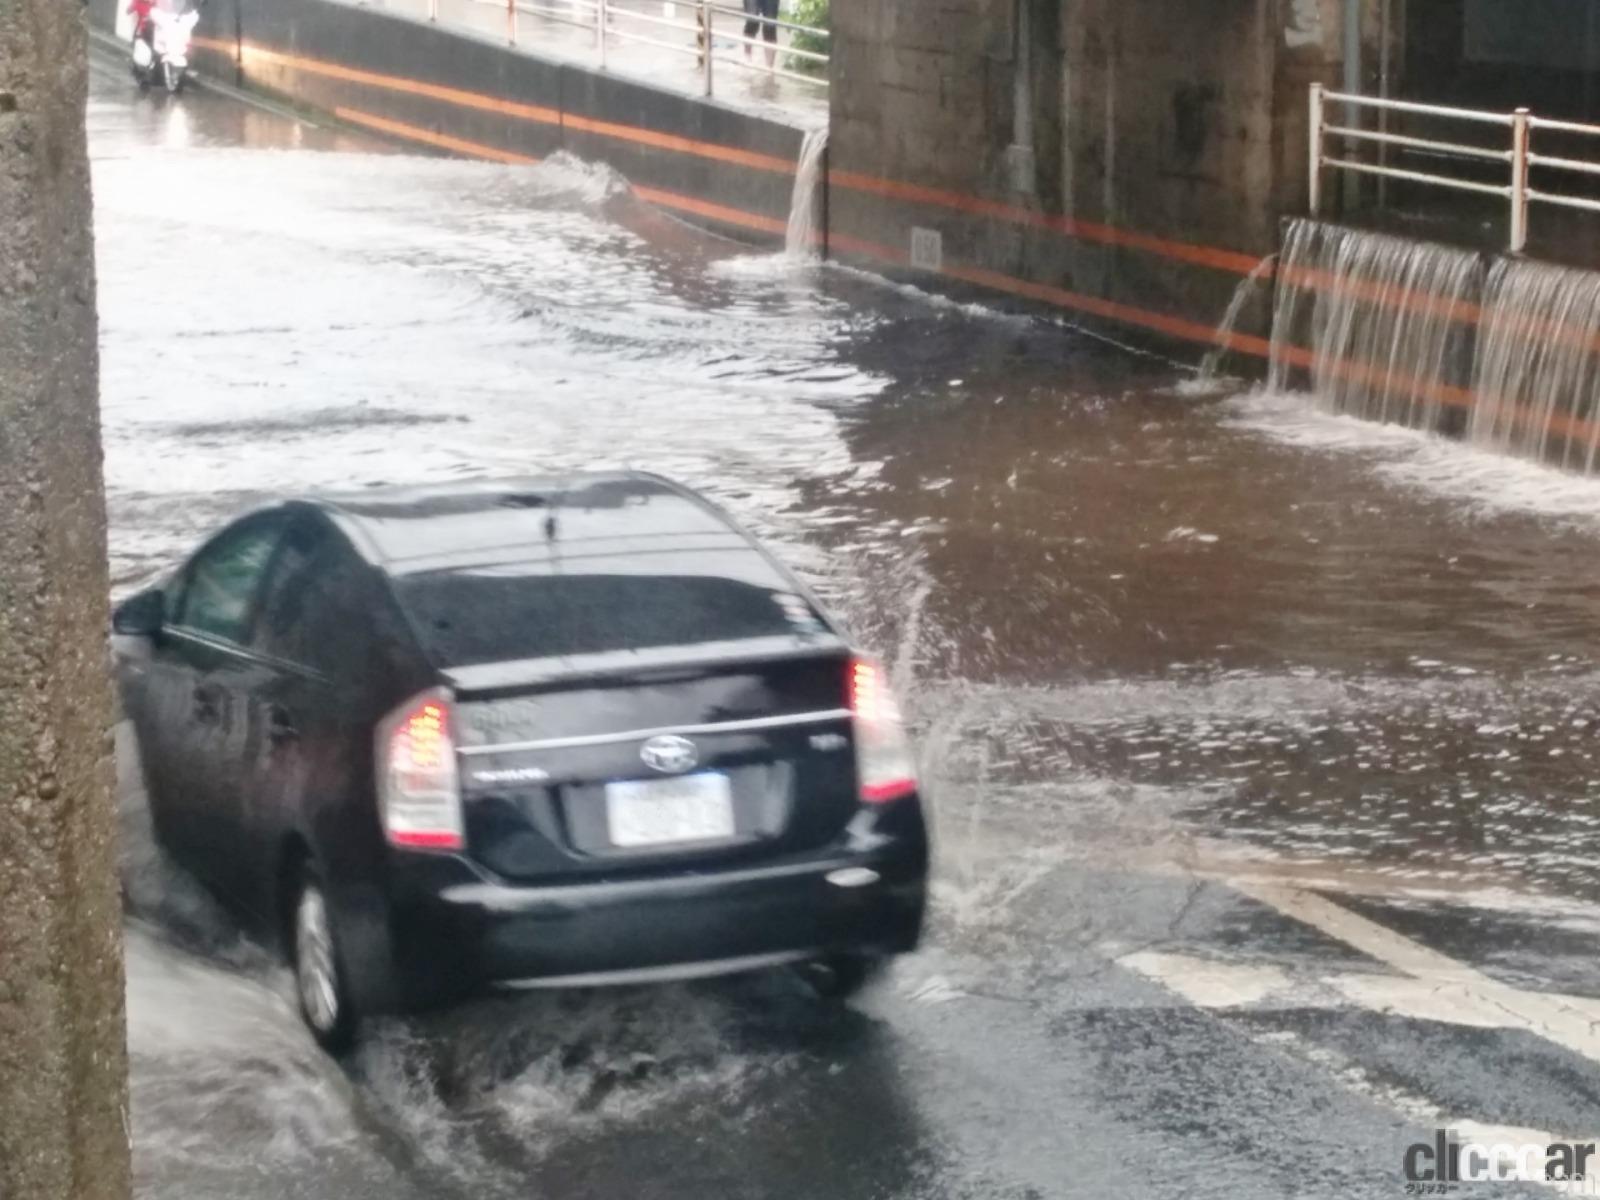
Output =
[{"x1": 382, "y1": 838, "x2": 926, "y2": 1004}]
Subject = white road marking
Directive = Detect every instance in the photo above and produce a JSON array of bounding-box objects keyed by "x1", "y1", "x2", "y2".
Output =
[
  {"x1": 1172, "y1": 839, "x2": 1600, "y2": 935},
  {"x1": 1117, "y1": 951, "x2": 1295, "y2": 1009},
  {"x1": 1118, "y1": 947, "x2": 1600, "y2": 1037},
  {"x1": 1258, "y1": 1029, "x2": 1596, "y2": 1194},
  {"x1": 1232, "y1": 879, "x2": 1600, "y2": 1066},
  {"x1": 1120, "y1": 914, "x2": 1600, "y2": 1193}
]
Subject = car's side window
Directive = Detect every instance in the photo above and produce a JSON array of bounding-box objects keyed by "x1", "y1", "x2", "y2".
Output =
[
  {"x1": 253, "y1": 518, "x2": 393, "y2": 685},
  {"x1": 172, "y1": 518, "x2": 284, "y2": 645},
  {"x1": 252, "y1": 517, "x2": 327, "y2": 667}
]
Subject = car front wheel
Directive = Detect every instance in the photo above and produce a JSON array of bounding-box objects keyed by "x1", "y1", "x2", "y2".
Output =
[{"x1": 292, "y1": 869, "x2": 357, "y2": 1054}]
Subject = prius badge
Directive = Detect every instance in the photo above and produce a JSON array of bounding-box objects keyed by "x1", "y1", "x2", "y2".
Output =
[{"x1": 640, "y1": 734, "x2": 698, "y2": 774}]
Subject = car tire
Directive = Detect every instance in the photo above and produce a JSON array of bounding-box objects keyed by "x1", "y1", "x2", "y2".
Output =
[
  {"x1": 290, "y1": 864, "x2": 358, "y2": 1055},
  {"x1": 797, "y1": 954, "x2": 885, "y2": 1000},
  {"x1": 145, "y1": 791, "x2": 179, "y2": 853}
]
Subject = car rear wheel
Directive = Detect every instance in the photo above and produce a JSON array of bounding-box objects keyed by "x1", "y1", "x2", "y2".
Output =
[
  {"x1": 797, "y1": 954, "x2": 885, "y2": 1000},
  {"x1": 145, "y1": 792, "x2": 179, "y2": 854},
  {"x1": 292, "y1": 868, "x2": 357, "y2": 1054}
]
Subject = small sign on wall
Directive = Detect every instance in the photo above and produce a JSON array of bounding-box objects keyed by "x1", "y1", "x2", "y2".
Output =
[
  {"x1": 1285, "y1": 0, "x2": 1323, "y2": 48},
  {"x1": 910, "y1": 227, "x2": 943, "y2": 272}
]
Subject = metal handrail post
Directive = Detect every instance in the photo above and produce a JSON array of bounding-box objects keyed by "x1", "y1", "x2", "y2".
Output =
[
  {"x1": 701, "y1": 0, "x2": 713, "y2": 96},
  {"x1": 1377, "y1": 0, "x2": 1392, "y2": 209},
  {"x1": 597, "y1": 0, "x2": 607, "y2": 66},
  {"x1": 1309, "y1": 82, "x2": 1325, "y2": 216},
  {"x1": 508, "y1": 0, "x2": 517, "y2": 44},
  {"x1": 1511, "y1": 107, "x2": 1531, "y2": 253},
  {"x1": 1340, "y1": 0, "x2": 1361, "y2": 210}
]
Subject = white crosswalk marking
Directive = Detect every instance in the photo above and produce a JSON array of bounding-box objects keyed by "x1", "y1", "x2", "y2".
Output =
[
  {"x1": 1230, "y1": 879, "x2": 1600, "y2": 1067},
  {"x1": 1120, "y1": 881, "x2": 1600, "y2": 1193},
  {"x1": 1118, "y1": 946, "x2": 1600, "y2": 1036}
]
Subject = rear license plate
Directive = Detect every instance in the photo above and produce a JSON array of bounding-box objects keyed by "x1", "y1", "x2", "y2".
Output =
[{"x1": 605, "y1": 773, "x2": 735, "y2": 848}]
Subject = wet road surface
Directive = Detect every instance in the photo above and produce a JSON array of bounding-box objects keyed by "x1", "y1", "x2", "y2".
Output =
[{"x1": 92, "y1": 51, "x2": 1600, "y2": 1200}]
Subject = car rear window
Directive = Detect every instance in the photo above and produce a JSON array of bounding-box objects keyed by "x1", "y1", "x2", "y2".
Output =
[{"x1": 394, "y1": 552, "x2": 828, "y2": 667}]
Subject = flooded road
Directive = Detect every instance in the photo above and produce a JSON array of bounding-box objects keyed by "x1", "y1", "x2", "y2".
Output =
[{"x1": 92, "y1": 50, "x2": 1600, "y2": 1200}]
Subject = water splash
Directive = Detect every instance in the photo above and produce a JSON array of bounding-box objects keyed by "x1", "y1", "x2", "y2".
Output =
[
  {"x1": 1268, "y1": 219, "x2": 1482, "y2": 433},
  {"x1": 1198, "y1": 253, "x2": 1276, "y2": 386},
  {"x1": 784, "y1": 127, "x2": 827, "y2": 261},
  {"x1": 1469, "y1": 257, "x2": 1600, "y2": 471}
]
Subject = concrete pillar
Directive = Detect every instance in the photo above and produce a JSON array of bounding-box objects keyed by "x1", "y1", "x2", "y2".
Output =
[{"x1": 0, "y1": 0, "x2": 132, "y2": 1197}]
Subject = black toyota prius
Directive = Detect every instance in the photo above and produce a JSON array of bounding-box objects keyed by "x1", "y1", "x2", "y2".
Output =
[{"x1": 112, "y1": 473, "x2": 929, "y2": 1051}]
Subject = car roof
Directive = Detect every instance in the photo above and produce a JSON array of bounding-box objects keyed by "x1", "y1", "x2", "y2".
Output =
[{"x1": 301, "y1": 472, "x2": 757, "y2": 576}]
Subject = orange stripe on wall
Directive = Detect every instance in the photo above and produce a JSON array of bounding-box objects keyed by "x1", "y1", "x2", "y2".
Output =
[
  {"x1": 820, "y1": 230, "x2": 1277, "y2": 358},
  {"x1": 212, "y1": 39, "x2": 797, "y2": 175},
  {"x1": 827, "y1": 169, "x2": 1266, "y2": 278},
  {"x1": 233, "y1": 40, "x2": 564, "y2": 126},
  {"x1": 1280, "y1": 262, "x2": 1485, "y2": 326},
  {"x1": 633, "y1": 186, "x2": 789, "y2": 236},
  {"x1": 1535, "y1": 402, "x2": 1600, "y2": 451},
  {"x1": 947, "y1": 262, "x2": 1277, "y2": 357},
  {"x1": 562, "y1": 113, "x2": 795, "y2": 175},
  {"x1": 1282, "y1": 262, "x2": 1600, "y2": 362},
  {"x1": 333, "y1": 106, "x2": 538, "y2": 163},
  {"x1": 826, "y1": 230, "x2": 907, "y2": 265},
  {"x1": 330, "y1": 102, "x2": 784, "y2": 236}
]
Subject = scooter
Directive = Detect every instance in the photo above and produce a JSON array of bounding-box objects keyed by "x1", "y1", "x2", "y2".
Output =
[{"x1": 132, "y1": 7, "x2": 200, "y2": 95}]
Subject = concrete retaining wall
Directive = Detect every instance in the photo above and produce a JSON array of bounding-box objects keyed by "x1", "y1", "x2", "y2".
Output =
[{"x1": 825, "y1": 0, "x2": 1362, "y2": 361}]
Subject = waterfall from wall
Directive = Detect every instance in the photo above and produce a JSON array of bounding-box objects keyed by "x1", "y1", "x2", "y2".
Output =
[
  {"x1": 785, "y1": 127, "x2": 828, "y2": 262},
  {"x1": 1267, "y1": 219, "x2": 1484, "y2": 435},
  {"x1": 1469, "y1": 258, "x2": 1600, "y2": 472},
  {"x1": 1262, "y1": 218, "x2": 1600, "y2": 473}
]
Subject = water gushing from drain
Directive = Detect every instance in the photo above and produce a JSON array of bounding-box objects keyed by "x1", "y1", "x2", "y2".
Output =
[
  {"x1": 1267, "y1": 219, "x2": 1482, "y2": 434},
  {"x1": 1198, "y1": 254, "x2": 1276, "y2": 386},
  {"x1": 785, "y1": 127, "x2": 828, "y2": 262},
  {"x1": 1469, "y1": 257, "x2": 1600, "y2": 471},
  {"x1": 1260, "y1": 218, "x2": 1600, "y2": 474}
]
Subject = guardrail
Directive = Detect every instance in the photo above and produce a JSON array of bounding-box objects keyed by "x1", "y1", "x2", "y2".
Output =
[
  {"x1": 1309, "y1": 83, "x2": 1600, "y2": 254},
  {"x1": 428, "y1": 0, "x2": 828, "y2": 97}
]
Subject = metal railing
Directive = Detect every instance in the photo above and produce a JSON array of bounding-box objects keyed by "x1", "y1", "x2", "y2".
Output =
[
  {"x1": 424, "y1": 0, "x2": 828, "y2": 98},
  {"x1": 1309, "y1": 83, "x2": 1600, "y2": 254}
]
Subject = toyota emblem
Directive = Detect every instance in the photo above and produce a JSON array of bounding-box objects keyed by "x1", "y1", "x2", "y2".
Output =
[{"x1": 640, "y1": 734, "x2": 698, "y2": 774}]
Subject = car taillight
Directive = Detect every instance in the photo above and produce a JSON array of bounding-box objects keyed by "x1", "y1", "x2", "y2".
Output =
[
  {"x1": 376, "y1": 688, "x2": 464, "y2": 851},
  {"x1": 850, "y1": 658, "x2": 918, "y2": 804}
]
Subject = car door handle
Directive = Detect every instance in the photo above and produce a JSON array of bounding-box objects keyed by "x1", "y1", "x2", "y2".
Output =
[
  {"x1": 192, "y1": 683, "x2": 222, "y2": 724},
  {"x1": 266, "y1": 705, "x2": 299, "y2": 744}
]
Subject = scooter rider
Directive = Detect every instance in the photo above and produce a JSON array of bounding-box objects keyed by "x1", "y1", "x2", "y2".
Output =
[{"x1": 127, "y1": 0, "x2": 155, "y2": 46}]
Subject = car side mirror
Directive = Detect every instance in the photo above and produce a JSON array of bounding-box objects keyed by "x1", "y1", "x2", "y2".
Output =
[{"x1": 112, "y1": 588, "x2": 165, "y2": 637}]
